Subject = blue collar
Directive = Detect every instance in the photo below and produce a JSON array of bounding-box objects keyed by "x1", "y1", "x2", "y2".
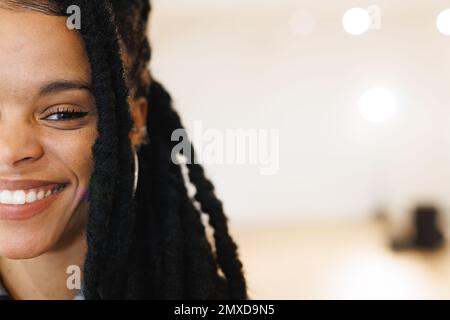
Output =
[{"x1": 0, "y1": 281, "x2": 9, "y2": 300}]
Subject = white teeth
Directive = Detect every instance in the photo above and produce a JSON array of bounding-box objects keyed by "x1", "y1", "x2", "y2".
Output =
[
  {"x1": 0, "y1": 185, "x2": 66, "y2": 205},
  {"x1": 37, "y1": 190, "x2": 45, "y2": 200},
  {"x1": 0, "y1": 190, "x2": 12, "y2": 205},
  {"x1": 12, "y1": 191, "x2": 26, "y2": 205},
  {"x1": 26, "y1": 191, "x2": 37, "y2": 204}
]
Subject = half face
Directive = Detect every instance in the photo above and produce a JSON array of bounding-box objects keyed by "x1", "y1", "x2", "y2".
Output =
[{"x1": 0, "y1": 8, "x2": 98, "y2": 259}]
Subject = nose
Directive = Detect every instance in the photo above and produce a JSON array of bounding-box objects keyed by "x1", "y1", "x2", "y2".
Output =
[{"x1": 0, "y1": 121, "x2": 44, "y2": 169}]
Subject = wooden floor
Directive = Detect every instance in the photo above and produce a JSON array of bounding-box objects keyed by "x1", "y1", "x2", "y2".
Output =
[{"x1": 232, "y1": 219, "x2": 450, "y2": 299}]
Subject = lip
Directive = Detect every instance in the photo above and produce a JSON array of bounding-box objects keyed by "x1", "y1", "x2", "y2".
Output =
[
  {"x1": 0, "y1": 182, "x2": 68, "y2": 221},
  {"x1": 0, "y1": 179, "x2": 61, "y2": 191}
]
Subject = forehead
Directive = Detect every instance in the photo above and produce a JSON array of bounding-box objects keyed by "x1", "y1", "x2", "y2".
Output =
[{"x1": 0, "y1": 8, "x2": 90, "y2": 92}]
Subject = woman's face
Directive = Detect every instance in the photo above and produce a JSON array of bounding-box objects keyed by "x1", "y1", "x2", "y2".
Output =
[{"x1": 0, "y1": 8, "x2": 97, "y2": 259}]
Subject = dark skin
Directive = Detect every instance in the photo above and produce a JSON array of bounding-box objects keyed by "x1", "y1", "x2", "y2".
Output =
[{"x1": 0, "y1": 8, "x2": 147, "y2": 299}]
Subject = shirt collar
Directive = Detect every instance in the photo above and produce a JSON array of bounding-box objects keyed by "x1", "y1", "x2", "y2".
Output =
[{"x1": 0, "y1": 281, "x2": 10, "y2": 300}]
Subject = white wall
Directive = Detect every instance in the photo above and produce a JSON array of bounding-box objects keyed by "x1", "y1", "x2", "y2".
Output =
[{"x1": 150, "y1": 0, "x2": 450, "y2": 225}]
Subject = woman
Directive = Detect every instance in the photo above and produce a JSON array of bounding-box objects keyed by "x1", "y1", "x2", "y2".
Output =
[{"x1": 0, "y1": 0, "x2": 247, "y2": 299}]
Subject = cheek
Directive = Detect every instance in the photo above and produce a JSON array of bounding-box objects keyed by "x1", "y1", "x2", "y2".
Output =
[
  {"x1": 43, "y1": 126, "x2": 98, "y2": 203},
  {"x1": 0, "y1": 125, "x2": 98, "y2": 259}
]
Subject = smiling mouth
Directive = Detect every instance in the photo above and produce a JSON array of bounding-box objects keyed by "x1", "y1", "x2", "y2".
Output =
[
  {"x1": 0, "y1": 182, "x2": 69, "y2": 221},
  {"x1": 0, "y1": 183, "x2": 68, "y2": 206}
]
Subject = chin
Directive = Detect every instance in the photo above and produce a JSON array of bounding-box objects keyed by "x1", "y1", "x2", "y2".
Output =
[{"x1": 0, "y1": 227, "x2": 57, "y2": 260}]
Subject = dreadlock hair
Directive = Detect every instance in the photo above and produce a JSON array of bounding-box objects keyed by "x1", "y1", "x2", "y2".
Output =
[{"x1": 2, "y1": 0, "x2": 248, "y2": 299}]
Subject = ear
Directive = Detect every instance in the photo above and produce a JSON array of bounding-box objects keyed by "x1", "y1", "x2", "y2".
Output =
[{"x1": 129, "y1": 96, "x2": 149, "y2": 149}]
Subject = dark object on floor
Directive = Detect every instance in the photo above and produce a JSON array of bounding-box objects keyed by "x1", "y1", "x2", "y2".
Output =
[
  {"x1": 414, "y1": 206, "x2": 444, "y2": 248},
  {"x1": 391, "y1": 206, "x2": 445, "y2": 251}
]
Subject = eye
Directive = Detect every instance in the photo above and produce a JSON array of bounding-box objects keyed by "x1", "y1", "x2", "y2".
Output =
[{"x1": 42, "y1": 106, "x2": 89, "y2": 121}]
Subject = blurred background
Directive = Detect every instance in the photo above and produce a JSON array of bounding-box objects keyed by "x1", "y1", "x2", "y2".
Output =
[{"x1": 150, "y1": 0, "x2": 450, "y2": 299}]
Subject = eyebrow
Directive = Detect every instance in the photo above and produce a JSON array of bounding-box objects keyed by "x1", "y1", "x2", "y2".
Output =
[{"x1": 39, "y1": 80, "x2": 92, "y2": 96}]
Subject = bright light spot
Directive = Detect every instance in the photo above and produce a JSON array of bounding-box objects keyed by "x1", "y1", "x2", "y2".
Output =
[
  {"x1": 437, "y1": 9, "x2": 450, "y2": 35},
  {"x1": 331, "y1": 252, "x2": 428, "y2": 299},
  {"x1": 342, "y1": 8, "x2": 371, "y2": 35},
  {"x1": 359, "y1": 88, "x2": 397, "y2": 123}
]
